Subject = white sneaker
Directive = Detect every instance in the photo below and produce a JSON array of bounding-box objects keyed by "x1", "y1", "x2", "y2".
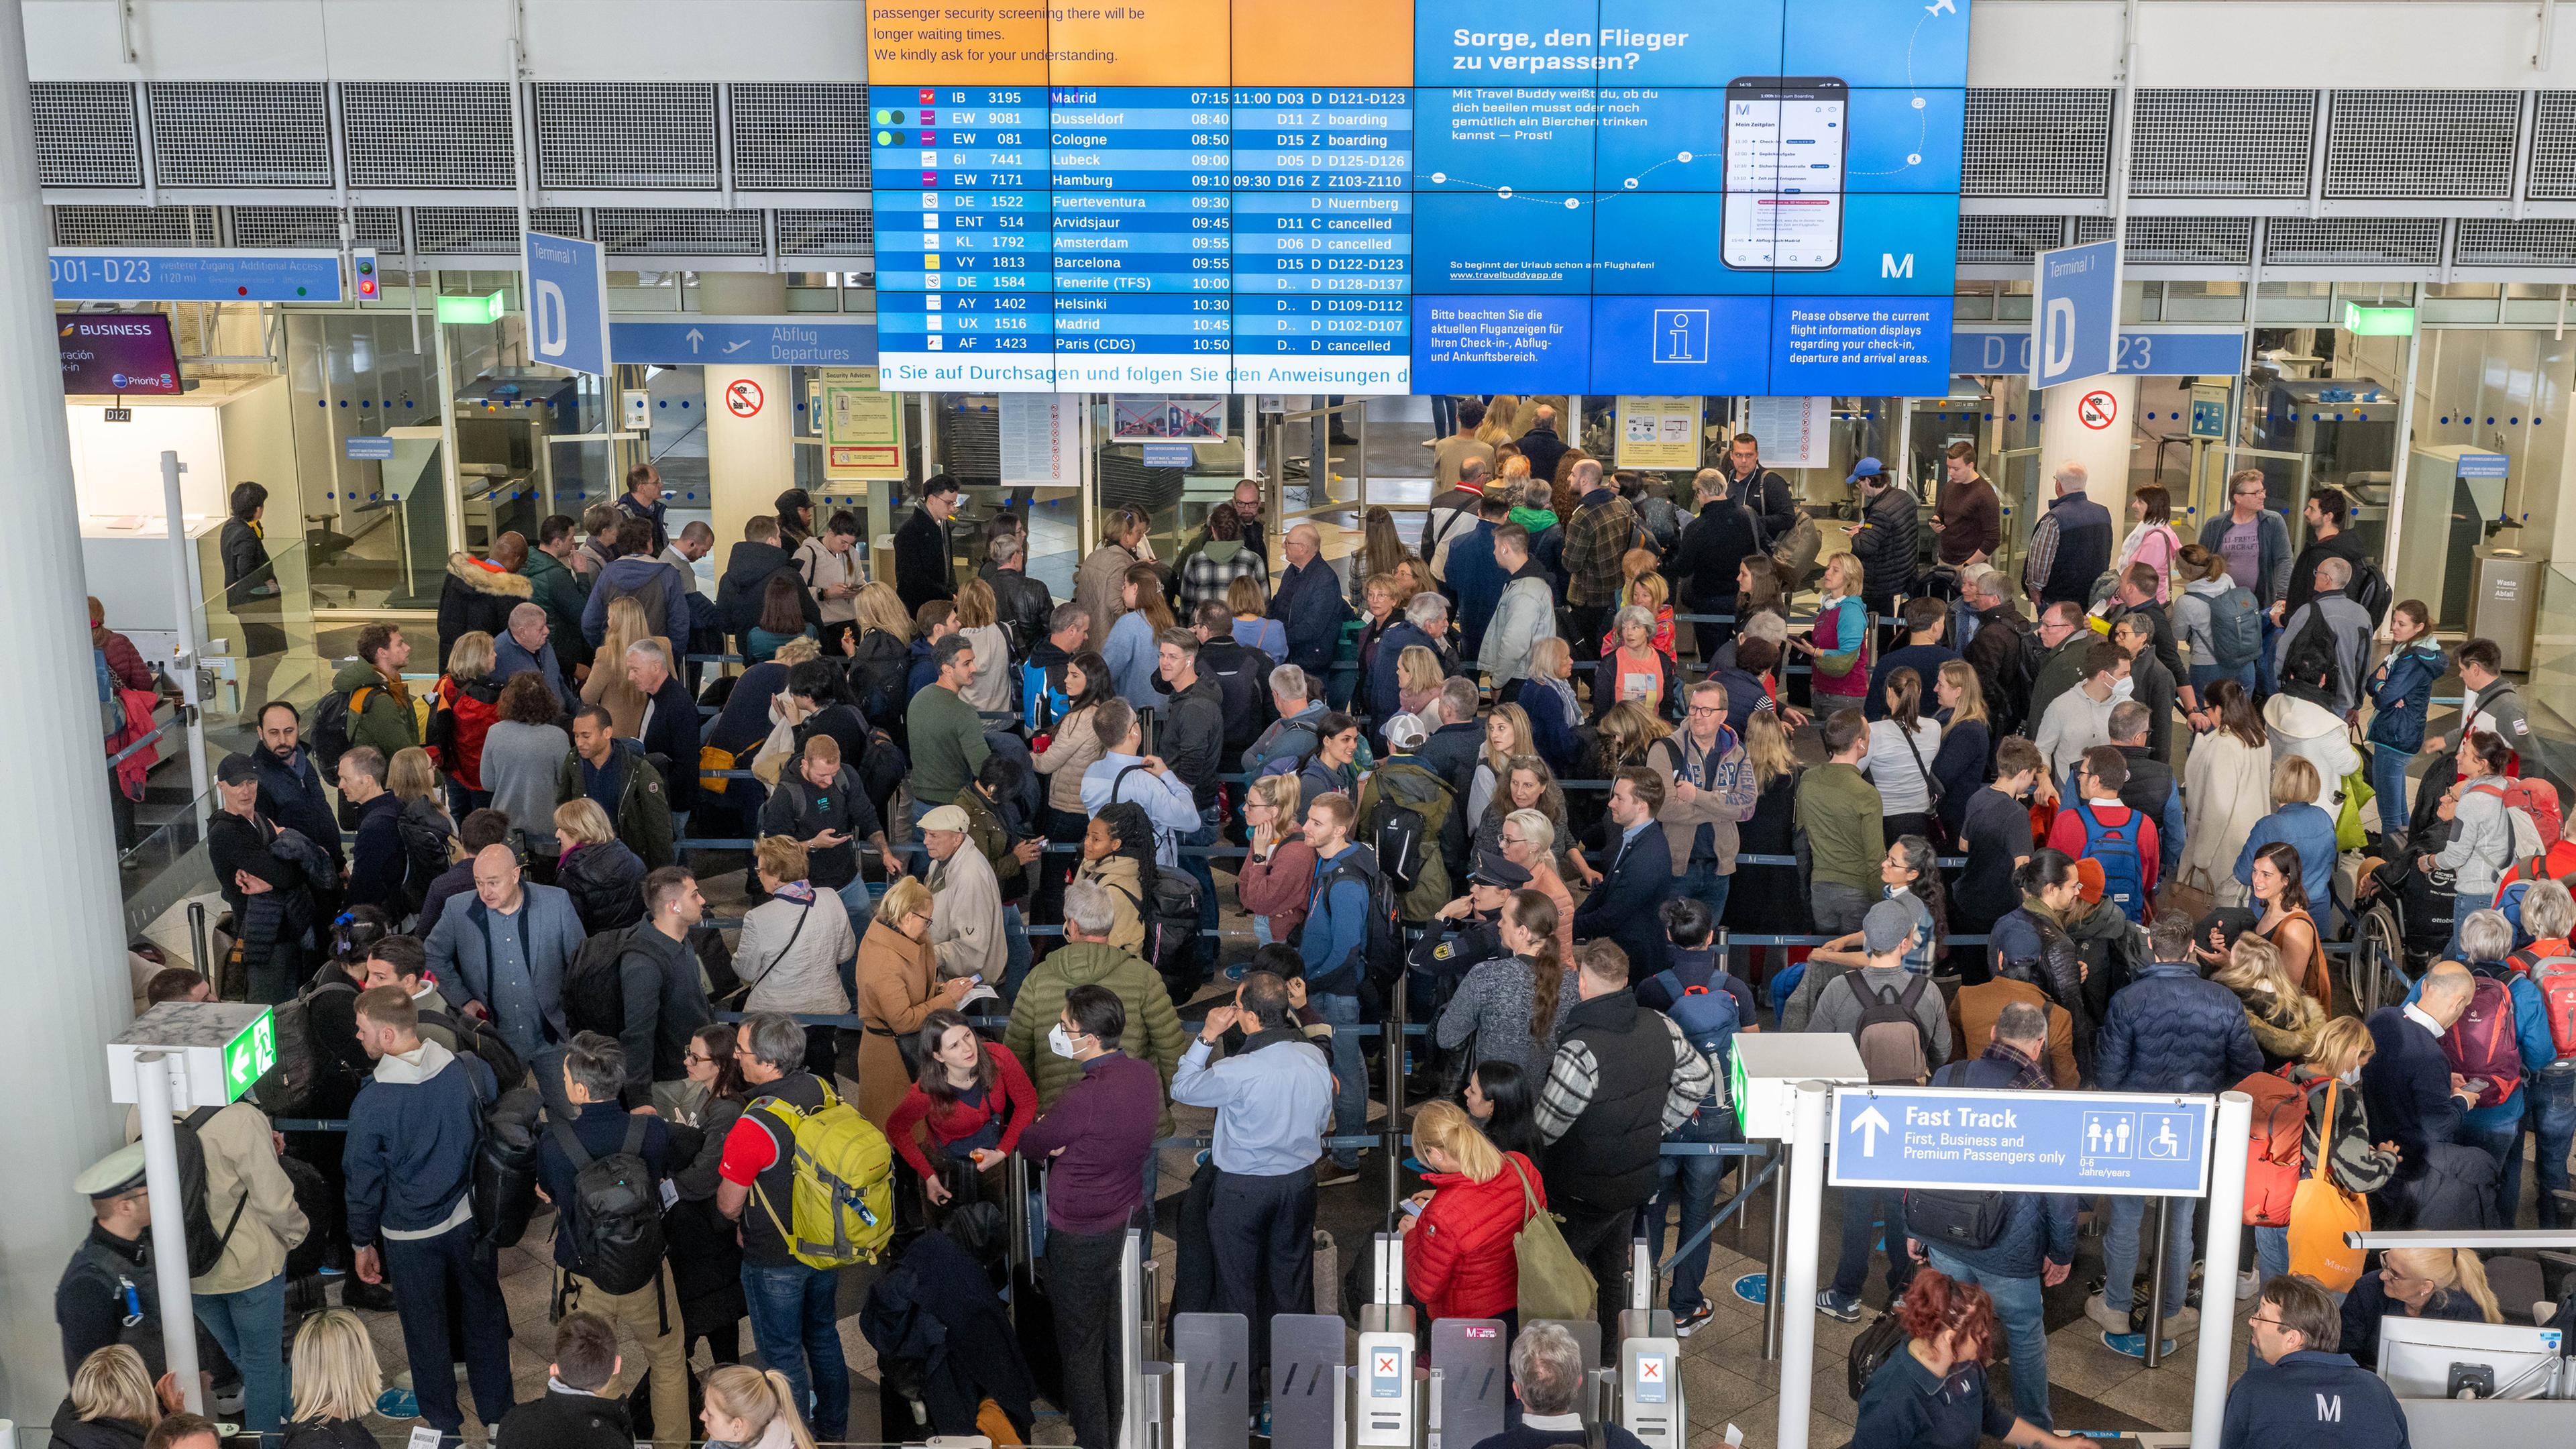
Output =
[
  {"x1": 2084, "y1": 1293, "x2": 2131, "y2": 1333},
  {"x1": 2237, "y1": 1269, "x2": 2261, "y2": 1301}
]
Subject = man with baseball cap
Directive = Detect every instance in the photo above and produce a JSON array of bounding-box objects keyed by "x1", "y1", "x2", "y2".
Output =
[
  {"x1": 58, "y1": 1143, "x2": 165, "y2": 1381},
  {"x1": 1845, "y1": 455, "x2": 1922, "y2": 619},
  {"x1": 1813, "y1": 900, "x2": 1952, "y2": 1321},
  {"x1": 920, "y1": 803, "x2": 1005, "y2": 990}
]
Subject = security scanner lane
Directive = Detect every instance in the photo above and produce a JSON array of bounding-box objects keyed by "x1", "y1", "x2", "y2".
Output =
[
  {"x1": 1174, "y1": 1313, "x2": 1252, "y2": 1449},
  {"x1": 1426, "y1": 1318, "x2": 1508, "y2": 1449},
  {"x1": 1269, "y1": 1315, "x2": 1349, "y2": 1449}
]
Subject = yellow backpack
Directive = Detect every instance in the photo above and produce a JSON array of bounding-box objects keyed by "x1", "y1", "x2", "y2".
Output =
[{"x1": 749, "y1": 1079, "x2": 896, "y2": 1269}]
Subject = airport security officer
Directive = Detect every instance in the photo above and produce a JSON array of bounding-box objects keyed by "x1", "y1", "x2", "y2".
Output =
[
  {"x1": 1414, "y1": 852, "x2": 1527, "y2": 999},
  {"x1": 56, "y1": 1142, "x2": 166, "y2": 1381},
  {"x1": 2221, "y1": 1274, "x2": 2410, "y2": 1449}
]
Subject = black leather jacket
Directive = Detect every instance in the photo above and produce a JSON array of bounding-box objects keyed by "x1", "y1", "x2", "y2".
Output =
[{"x1": 988, "y1": 567, "x2": 1055, "y2": 663}]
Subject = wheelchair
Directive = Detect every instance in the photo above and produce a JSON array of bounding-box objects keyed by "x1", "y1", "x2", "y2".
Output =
[{"x1": 2347, "y1": 845, "x2": 2455, "y2": 1016}]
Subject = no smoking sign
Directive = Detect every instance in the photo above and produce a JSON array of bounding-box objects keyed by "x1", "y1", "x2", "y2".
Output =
[
  {"x1": 2078, "y1": 390, "x2": 2118, "y2": 430},
  {"x1": 725, "y1": 379, "x2": 765, "y2": 418}
]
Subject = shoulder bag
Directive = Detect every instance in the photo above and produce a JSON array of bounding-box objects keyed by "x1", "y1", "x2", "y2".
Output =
[
  {"x1": 2286, "y1": 1078, "x2": 2369, "y2": 1291},
  {"x1": 1507, "y1": 1155, "x2": 1597, "y2": 1322}
]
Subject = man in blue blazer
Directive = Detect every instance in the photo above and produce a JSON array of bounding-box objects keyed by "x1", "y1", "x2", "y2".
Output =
[
  {"x1": 1572, "y1": 767, "x2": 1676, "y2": 982},
  {"x1": 2361, "y1": 965, "x2": 2479, "y2": 1226}
]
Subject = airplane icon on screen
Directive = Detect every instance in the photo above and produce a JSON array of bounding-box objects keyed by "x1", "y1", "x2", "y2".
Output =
[{"x1": 1925, "y1": 0, "x2": 1955, "y2": 13}]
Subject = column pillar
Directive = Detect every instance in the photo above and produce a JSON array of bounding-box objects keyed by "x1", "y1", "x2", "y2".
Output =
[
  {"x1": 698, "y1": 272, "x2": 795, "y2": 559},
  {"x1": 0, "y1": 0, "x2": 162, "y2": 1419},
  {"x1": 2038, "y1": 374, "x2": 2139, "y2": 520}
]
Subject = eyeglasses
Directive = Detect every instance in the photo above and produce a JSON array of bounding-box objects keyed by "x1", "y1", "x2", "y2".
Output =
[
  {"x1": 684, "y1": 1051, "x2": 714, "y2": 1065},
  {"x1": 1687, "y1": 704, "x2": 1723, "y2": 716},
  {"x1": 2247, "y1": 1313, "x2": 2285, "y2": 1330}
]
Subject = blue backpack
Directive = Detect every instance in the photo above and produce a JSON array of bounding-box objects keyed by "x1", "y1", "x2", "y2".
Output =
[
  {"x1": 1648, "y1": 965, "x2": 1741, "y2": 1132},
  {"x1": 2074, "y1": 800, "x2": 2147, "y2": 923}
]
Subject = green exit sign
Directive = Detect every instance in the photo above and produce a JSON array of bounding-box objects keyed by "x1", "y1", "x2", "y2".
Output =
[
  {"x1": 1729, "y1": 1045, "x2": 1752, "y2": 1134},
  {"x1": 437, "y1": 289, "x2": 507, "y2": 326},
  {"x1": 2343, "y1": 303, "x2": 2416, "y2": 336},
  {"x1": 221, "y1": 1008, "x2": 277, "y2": 1103}
]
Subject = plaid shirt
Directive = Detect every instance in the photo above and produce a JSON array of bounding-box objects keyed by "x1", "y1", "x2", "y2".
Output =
[
  {"x1": 1562, "y1": 494, "x2": 1638, "y2": 607},
  {"x1": 2021, "y1": 507, "x2": 2062, "y2": 598}
]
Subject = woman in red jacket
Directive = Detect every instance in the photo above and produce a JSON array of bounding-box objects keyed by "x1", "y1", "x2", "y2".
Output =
[
  {"x1": 426, "y1": 630, "x2": 504, "y2": 811},
  {"x1": 1403, "y1": 1099, "x2": 1544, "y2": 1331},
  {"x1": 886, "y1": 1008, "x2": 1036, "y2": 1214}
]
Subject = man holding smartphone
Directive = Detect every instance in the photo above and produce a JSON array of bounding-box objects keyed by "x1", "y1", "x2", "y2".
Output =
[{"x1": 759, "y1": 734, "x2": 903, "y2": 941}]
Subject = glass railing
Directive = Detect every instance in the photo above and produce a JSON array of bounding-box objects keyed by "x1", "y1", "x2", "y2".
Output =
[{"x1": 2529, "y1": 561, "x2": 2576, "y2": 782}]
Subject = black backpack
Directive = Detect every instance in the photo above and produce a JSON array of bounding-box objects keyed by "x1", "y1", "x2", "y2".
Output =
[
  {"x1": 1847, "y1": 1311, "x2": 1907, "y2": 1401},
  {"x1": 1203, "y1": 643, "x2": 1277, "y2": 759},
  {"x1": 549, "y1": 1116, "x2": 668, "y2": 1295},
  {"x1": 564, "y1": 928, "x2": 639, "y2": 1040},
  {"x1": 474, "y1": 1084, "x2": 545, "y2": 1250},
  {"x1": 2349, "y1": 557, "x2": 2394, "y2": 628},
  {"x1": 1113, "y1": 864, "x2": 1204, "y2": 990},
  {"x1": 422, "y1": 1006, "x2": 529, "y2": 1093},
  {"x1": 252, "y1": 977, "x2": 359, "y2": 1118},
  {"x1": 308, "y1": 686, "x2": 366, "y2": 779},
  {"x1": 1316, "y1": 853, "x2": 1403, "y2": 1006},
  {"x1": 171, "y1": 1106, "x2": 250, "y2": 1277},
  {"x1": 1904, "y1": 1187, "x2": 2010, "y2": 1253}
]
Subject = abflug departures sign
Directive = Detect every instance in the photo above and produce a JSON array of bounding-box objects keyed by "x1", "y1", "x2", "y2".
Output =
[
  {"x1": 864, "y1": 0, "x2": 1968, "y2": 396},
  {"x1": 60, "y1": 314, "x2": 182, "y2": 396}
]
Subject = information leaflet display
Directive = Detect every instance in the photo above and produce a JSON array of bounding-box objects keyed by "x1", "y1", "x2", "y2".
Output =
[
  {"x1": 1830, "y1": 1086, "x2": 2214, "y2": 1197},
  {"x1": 865, "y1": 0, "x2": 1966, "y2": 396}
]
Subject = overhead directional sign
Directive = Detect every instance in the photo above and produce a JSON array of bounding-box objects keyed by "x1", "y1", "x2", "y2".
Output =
[
  {"x1": 610, "y1": 315, "x2": 879, "y2": 368},
  {"x1": 523, "y1": 231, "x2": 610, "y2": 377},
  {"x1": 2031, "y1": 239, "x2": 2120, "y2": 388},
  {"x1": 1830, "y1": 1086, "x2": 2214, "y2": 1197},
  {"x1": 1951, "y1": 327, "x2": 2245, "y2": 380},
  {"x1": 51, "y1": 248, "x2": 344, "y2": 303}
]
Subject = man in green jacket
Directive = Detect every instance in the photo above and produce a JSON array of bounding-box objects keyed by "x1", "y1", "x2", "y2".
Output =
[
  {"x1": 1794, "y1": 708, "x2": 1885, "y2": 937},
  {"x1": 557, "y1": 706, "x2": 676, "y2": 868},
  {"x1": 333, "y1": 623, "x2": 420, "y2": 759},
  {"x1": 522, "y1": 514, "x2": 594, "y2": 674},
  {"x1": 1004, "y1": 879, "x2": 1187, "y2": 1126}
]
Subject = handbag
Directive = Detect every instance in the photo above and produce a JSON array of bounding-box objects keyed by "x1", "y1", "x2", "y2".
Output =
[
  {"x1": 714, "y1": 899, "x2": 813, "y2": 1006},
  {"x1": 2334, "y1": 769, "x2": 2376, "y2": 853},
  {"x1": 2286, "y1": 1079, "x2": 2370, "y2": 1291},
  {"x1": 751, "y1": 708, "x2": 802, "y2": 787},
  {"x1": 1894, "y1": 722, "x2": 1951, "y2": 848},
  {"x1": 1507, "y1": 1157, "x2": 1597, "y2": 1322},
  {"x1": 1771, "y1": 513, "x2": 1821, "y2": 590}
]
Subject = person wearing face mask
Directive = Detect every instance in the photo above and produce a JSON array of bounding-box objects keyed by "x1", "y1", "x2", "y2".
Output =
[
  {"x1": 2032, "y1": 641, "x2": 2130, "y2": 789},
  {"x1": 1002, "y1": 880, "x2": 1188, "y2": 1114},
  {"x1": 1015, "y1": 985, "x2": 1163, "y2": 1449},
  {"x1": 2245, "y1": 1018, "x2": 2400, "y2": 1291}
]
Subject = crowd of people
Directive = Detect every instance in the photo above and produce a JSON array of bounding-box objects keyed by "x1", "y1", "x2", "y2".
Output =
[{"x1": 67, "y1": 437, "x2": 2573, "y2": 1449}]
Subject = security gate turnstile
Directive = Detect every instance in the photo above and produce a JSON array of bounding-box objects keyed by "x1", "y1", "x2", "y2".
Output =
[
  {"x1": 1173, "y1": 1313, "x2": 1251, "y2": 1449},
  {"x1": 1427, "y1": 1319, "x2": 1509, "y2": 1449}
]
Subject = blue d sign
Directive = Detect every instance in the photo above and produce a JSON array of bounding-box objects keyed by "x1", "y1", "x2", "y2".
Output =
[
  {"x1": 2032, "y1": 240, "x2": 2120, "y2": 389},
  {"x1": 523, "y1": 231, "x2": 610, "y2": 378}
]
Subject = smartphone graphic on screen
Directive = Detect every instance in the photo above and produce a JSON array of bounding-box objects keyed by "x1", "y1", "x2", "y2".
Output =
[{"x1": 1723, "y1": 76, "x2": 1848, "y2": 270}]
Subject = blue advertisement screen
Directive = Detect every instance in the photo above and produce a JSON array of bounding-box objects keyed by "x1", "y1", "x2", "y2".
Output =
[{"x1": 867, "y1": 0, "x2": 1967, "y2": 396}]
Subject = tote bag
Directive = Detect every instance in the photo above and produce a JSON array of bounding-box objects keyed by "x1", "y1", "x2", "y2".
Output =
[
  {"x1": 2286, "y1": 1079, "x2": 2370, "y2": 1291},
  {"x1": 1508, "y1": 1157, "x2": 1597, "y2": 1322}
]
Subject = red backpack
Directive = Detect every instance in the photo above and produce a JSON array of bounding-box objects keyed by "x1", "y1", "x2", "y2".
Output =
[
  {"x1": 2237, "y1": 1067, "x2": 2311, "y2": 1226},
  {"x1": 2510, "y1": 947, "x2": 2576, "y2": 1061},
  {"x1": 2443, "y1": 971, "x2": 2525, "y2": 1109}
]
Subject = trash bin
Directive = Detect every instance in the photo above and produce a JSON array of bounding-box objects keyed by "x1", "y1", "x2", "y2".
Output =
[{"x1": 2470, "y1": 551, "x2": 2541, "y2": 673}]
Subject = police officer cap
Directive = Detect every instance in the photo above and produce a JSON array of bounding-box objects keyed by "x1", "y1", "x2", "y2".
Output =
[
  {"x1": 1468, "y1": 851, "x2": 1531, "y2": 890},
  {"x1": 74, "y1": 1142, "x2": 148, "y2": 1199}
]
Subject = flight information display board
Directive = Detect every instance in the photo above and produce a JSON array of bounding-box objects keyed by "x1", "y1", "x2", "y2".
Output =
[{"x1": 867, "y1": 0, "x2": 1967, "y2": 396}]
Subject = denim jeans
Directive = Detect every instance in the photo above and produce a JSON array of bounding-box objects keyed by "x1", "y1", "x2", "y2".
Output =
[
  {"x1": 1831, "y1": 1185, "x2": 1912, "y2": 1303},
  {"x1": 2256, "y1": 615, "x2": 2282, "y2": 698},
  {"x1": 2461, "y1": 1109, "x2": 2527, "y2": 1229},
  {"x1": 1002, "y1": 903, "x2": 1033, "y2": 1001},
  {"x1": 2367, "y1": 741, "x2": 2415, "y2": 838},
  {"x1": 741, "y1": 1258, "x2": 851, "y2": 1441},
  {"x1": 1927, "y1": 1248, "x2": 2053, "y2": 1429},
  {"x1": 1646, "y1": 1148, "x2": 1733, "y2": 1313},
  {"x1": 195, "y1": 1274, "x2": 288, "y2": 1438},
  {"x1": 2530, "y1": 1067, "x2": 2576, "y2": 1229},
  {"x1": 1181, "y1": 806, "x2": 1222, "y2": 979},
  {"x1": 1676, "y1": 859, "x2": 1732, "y2": 926},
  {"x1": 2255, "y1": 1224, "x2": 2290, "y2": 1287},
  {"x1": 1311, "y1": 991, "x2": 1367, "y2": 1167},
  {"x1": 2102, "y1": 1195, "x2": 2197, "y2": 1316}
]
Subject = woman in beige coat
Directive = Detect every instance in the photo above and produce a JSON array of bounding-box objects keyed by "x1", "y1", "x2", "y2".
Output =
[
  {"x1": 583, "y1": 594, "x2": 670, "y2": 737},
  {"x1": 2181, "y1": 678, "x2": 2274, "y2": 906},
  {"x1": 854, "y1": 876, "x2": 971, "y2": 1127}
]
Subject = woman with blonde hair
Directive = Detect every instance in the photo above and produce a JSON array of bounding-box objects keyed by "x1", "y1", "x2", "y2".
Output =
[
  {"x1": 583, "y1": 593, "x2": 669, "y2": 737},
  {"x1": 280, "y1": 1309, "x2": 380, "y2": 1449},
  {"x1": 1437, "y1": 889, "x2": 1578, "y2": 1078},
  {"x1": 428, "y1": 627, "x2": 502, "y2": 807},
  {"x1": 1395, "y1": 643, "x2": 1446, "y2": 722},
  {"x1": 386, "y1": 745, "x2": 457, "y2": 914},
  {"x1": 2236, "y1": 753, "x2": 2339, "y2": 928},
  {"x1": 2213, "y1": 932, "x2": 2324, "y2": 1067},
  {"x1": 1929, "y1": 659, "x2": 1991, "y2": 841},
  {"x1": 1401, "y1": 1097, "x2": 1546, "y2": 1330},
  {"x1": 845, "y1": 580, "x2": 916, "y2": 726},
  {"x1": 1237, "y1": 771, "x2": 1318, "y2": 945},
  {"x1": 856, "y1": 874, "x2": 972, "y2": 1127},
  {"x1": 738, "y1": 834, "x2": 859, "y2": 1069},
  {"x1": 699, "y1": 1364, "x2": 818, "y2": 1449},
  {"x1": 2248, "y1": 1016, "x2": 2398, "y2": 1287},
  {"x1": 1496, "y1": 809, "x2": 1576, "y2": 956},
  {"x1": 553, "y1": 795, "x2": 645, "y2": 932},
  {"x1": 2343, "y1": 1246, "x2": 2504, "y2": 1366},
  {"x1": 1731, "y1": 708, "x2": 1811, "y2": 963},
  {"x1": 51, "y1": 1345, "x2": 163, "y2": 1449},
  {"x1": 1468, "y1": 703, "x2": 1537, "y2": 832},
  {"x1": 1358, "y1": 504, "x2": 1413, "y2": 584},
  {"x1": 1796, "y1": 553, "x2": 1872, "y2": 711},
  {"x1": 951, "y1": 576, "x2": 1014, "y2": 712},
  {"x1": 1477, "y1": 394, "x2": 1525, "y2": 447}
]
